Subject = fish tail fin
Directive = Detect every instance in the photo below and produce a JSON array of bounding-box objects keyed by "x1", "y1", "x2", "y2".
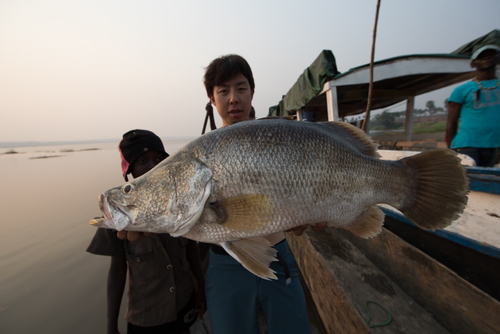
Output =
[
  {"x1": 398, "y1": 149, "x2": 469, "y2": 230},
  {"x1": 222, "y1": 238, "x2": 278, "y2": 280}
]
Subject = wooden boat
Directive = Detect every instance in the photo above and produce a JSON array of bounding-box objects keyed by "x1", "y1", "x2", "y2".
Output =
[
  {"x1": 287, "y1": 214, "x2": 500, "y2": 334},
  {"x1": 286, "y1": 161, "x2": 500, "y2": 334},
  {"x1": 270, "y1": 31, "x2": 500, "y2": 333}
]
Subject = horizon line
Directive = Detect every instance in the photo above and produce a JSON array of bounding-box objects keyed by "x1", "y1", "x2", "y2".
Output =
[{"x1": 0, "y1": 136, "x2": 197, "y2": 149}]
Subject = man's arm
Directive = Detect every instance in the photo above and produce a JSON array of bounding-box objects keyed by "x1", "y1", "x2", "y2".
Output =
[
  {"x1": 106, "y1": 254, "x2": 127, "y2": 334},
  {"x1": 446, "y1": 101, "x2": 462, "y2": 149}
]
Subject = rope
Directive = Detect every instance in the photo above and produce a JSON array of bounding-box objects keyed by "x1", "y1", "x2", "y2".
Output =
[
  {"x1": 362, "y1": 0, "x2": 382, "y2": 131},
  {"x1": 364, "y1": 301, "x2": 392, "y2": 328}
]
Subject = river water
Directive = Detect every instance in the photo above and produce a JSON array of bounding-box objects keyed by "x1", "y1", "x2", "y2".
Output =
[{"x1": 0, "y1": 139, "x2": 191, "y2": 334}]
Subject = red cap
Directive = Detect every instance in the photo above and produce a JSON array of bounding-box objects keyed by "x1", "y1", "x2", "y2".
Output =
[{"x1": 118, "y1": 130, "x2": 169, "y2": 181}]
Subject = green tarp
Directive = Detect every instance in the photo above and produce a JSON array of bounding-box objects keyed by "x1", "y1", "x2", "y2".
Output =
[
  {"x1": 268, "y1": 50, "x2": 340, "y2": 117},
  {"x1": 451, "y1": 29, "x2": 500, "y2": 56}
]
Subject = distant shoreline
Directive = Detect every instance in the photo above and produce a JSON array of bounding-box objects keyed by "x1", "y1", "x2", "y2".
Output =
[{"x1": 0, "y1": 137, "x2": 196, "y2": 149}]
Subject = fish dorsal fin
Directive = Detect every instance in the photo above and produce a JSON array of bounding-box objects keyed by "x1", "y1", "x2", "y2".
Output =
[
  {"x1": 214, "y1": 194, "x2": 275, "y2": 232},
  {"x1": 222, "y1": 238, "x2": 278, "y2": 280},
  {"x1": 257, "y1": 116, "x2": 296, "y2": 121},
  {"x1": 319, "y1": 121, "x2": 380, "y2": 158},
  {"x1": 342, "y1": 205, "x2": 384, "y2": 238}
]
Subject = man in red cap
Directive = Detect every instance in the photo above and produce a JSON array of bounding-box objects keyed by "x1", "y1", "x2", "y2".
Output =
[{"x1": 87, "y1": 129, "x2": 205, "y2": 334}]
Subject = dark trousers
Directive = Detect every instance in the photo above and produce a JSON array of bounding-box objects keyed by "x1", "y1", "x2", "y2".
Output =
[
  {"x1": 454, "y1": 147, "x2": 500, "y2": 167},
  {"x1": 127, "y1": 294, "x2": 196, "y2": 334},
  {"x1": 128, "y1": 322, "x2": 172, "y2": 334}
]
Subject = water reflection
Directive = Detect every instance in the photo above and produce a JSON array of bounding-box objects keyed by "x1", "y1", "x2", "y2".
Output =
[{"x1": 0, "y1": 139, "x2": 191, "y2": 334}]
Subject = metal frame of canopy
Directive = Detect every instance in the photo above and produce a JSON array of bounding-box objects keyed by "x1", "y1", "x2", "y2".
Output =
[{"x1": 296, "y1": 54, "x2": 474, "y2": 141}]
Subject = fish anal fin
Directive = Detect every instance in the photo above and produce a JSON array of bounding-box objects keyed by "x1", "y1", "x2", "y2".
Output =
[
  {"x1": 343, "y1": 205, "x2": 384, "y2": 238},
  {"x1": 319, "y1": 121, "x2": 380, "y2": 158},
  {"x1": 215, "y1": 194, "x2": 274, "y2": 232},
  {"x1": 222, "y1": 238, "x2": 278, "y2": 280}
]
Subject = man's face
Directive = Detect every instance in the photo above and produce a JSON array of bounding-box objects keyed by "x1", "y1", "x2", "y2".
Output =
[
  {"x1": 130, "y1": 150, "x2": 167, "y2": 178},
  {"x1": 210, "y1": 73, "x2": 254, "y2": 127},
  {"x1": 472, "y1": 49, "x2": 499, "y2": 71}
]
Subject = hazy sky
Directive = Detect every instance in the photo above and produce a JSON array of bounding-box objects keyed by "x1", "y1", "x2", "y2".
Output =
[{"x1": 1, "y1": 0, "x2": 499, "y2": 142}]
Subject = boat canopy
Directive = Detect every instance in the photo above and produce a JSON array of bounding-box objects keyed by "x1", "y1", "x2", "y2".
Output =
[
  {"x1": 268, "y1": 50, "x2": 340, "y2": 117},
  {"x1": 451, "y1": 29, "x2": 500, "y2": 56},
  {"x1": 268, "y1": 53, "x2": 473, "y2": 120},
  {"x1": 267, "y1": 30, "x2": 500, "y2": 121}
]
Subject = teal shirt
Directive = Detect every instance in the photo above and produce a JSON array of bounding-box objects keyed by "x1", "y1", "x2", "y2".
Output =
[{"x1": 449, "y1": 78, "x2": 500, "y2": 149}]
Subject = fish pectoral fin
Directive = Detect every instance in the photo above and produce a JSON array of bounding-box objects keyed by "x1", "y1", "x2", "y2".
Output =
[
  {"x1": 222, "y1": 238, "x2": 278, "y2": 280},
  {"x1": 343, "y1": 205, "x2": 384, "y2": 238},
  {"x1": 214, "y1": 194, "x2": 274, "y2": 232}
]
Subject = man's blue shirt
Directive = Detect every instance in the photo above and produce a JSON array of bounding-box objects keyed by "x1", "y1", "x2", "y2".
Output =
[{"x1": 449, "y1": 78, "x2": 500, "y2": 149}]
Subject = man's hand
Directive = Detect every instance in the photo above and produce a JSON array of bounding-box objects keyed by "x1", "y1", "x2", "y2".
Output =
[
  {"x1": 116, "y1": 231, "x2": 154, "y2": 242},
  {"x1": 195, "y1": 289, "x2": 207, "y2": 318},
  {"x1": 286, "y1": 223, "x2": 327, "y2": 236}
]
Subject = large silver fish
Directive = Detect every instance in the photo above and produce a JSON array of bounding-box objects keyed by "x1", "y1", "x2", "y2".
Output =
[{"x1": 91, "y1": 120, "x2": 468, "y2": 279}]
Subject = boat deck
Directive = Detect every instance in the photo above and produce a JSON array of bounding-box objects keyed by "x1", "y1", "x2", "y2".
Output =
[
  {"x1": 294, "y1": 229, "x2": 450, "y2": 333},
  {"x1": 288, "y1": 226, "x2": 500, "y2": 334}
]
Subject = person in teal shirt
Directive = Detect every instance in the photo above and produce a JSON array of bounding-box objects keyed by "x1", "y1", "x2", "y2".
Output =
[
  {"x1": 446, "y1": 45, "x2": 500, "y2": 167},
  {"x1": 446, "y1": 44, "x2": 500, "y2": 167}
]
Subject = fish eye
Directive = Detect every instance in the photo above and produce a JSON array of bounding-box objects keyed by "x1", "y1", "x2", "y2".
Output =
[{"x1": 123, "y1": 184, "x2": 134, "y2": 194}]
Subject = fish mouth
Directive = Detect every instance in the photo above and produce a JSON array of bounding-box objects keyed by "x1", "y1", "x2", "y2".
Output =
[
  {"x1": 90, "y1": 217, "x2": 115, "y2": 229},
  {"x1": 99, "y1": 193, "x2": 134, "y2": 231},
  {"x1": 99, "y1": 194, "x2": 113, "y2": 221}
]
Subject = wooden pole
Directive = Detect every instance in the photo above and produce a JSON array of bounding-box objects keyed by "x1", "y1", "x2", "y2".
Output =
[
  {"x1": 404, "y1": 96, "x2": 415, "y2": 141},
  {"x1": 361, "y1": 0, "x2": 382, "y2": 131}
]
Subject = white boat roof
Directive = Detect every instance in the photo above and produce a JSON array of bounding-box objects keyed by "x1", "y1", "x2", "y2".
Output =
[{"x1": 313, "y1": 54, "x2": 474, "y2": 118}]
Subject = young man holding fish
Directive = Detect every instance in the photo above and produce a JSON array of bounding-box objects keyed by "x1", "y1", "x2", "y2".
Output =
[
  {"x1": 87, "y1": 130, "x2": 205, "y2": 334},
  {"x1": 202, "y1": 54, "x2": 311, "y2": 334}
]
